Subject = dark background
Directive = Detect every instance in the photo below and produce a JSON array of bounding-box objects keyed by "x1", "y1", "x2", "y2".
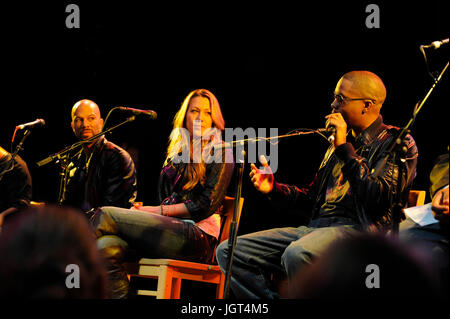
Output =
[{"x1": 2, "y1": 1, "x2": 448, "y2": 235}]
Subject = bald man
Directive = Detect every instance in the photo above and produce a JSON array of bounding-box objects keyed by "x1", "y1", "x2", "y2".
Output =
[
  {"x1": 216, "y1": 71, "x2": 418, "y2": 298},
  {"x1": 61, "y1": 99, "x2": 137, "y2": 211}
]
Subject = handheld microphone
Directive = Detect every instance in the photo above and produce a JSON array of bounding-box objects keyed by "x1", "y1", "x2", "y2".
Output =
[
  {"x1": 420, "y1": 38, "x2": 449, "y2": 49},
  {"x1": 317, "y1": 126, "x2": 336, "y2": 143},
  {"x1": 117, "y1": 107, "x2": 157, "y2": 120},
  {"x1": 16, "y1": 119, "x2": 46, "y2": 130}
]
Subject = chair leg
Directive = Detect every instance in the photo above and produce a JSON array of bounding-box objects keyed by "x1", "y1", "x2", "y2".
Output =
[
  {"x1": 157, "y1": 266, "x2": 182, "y2": 299},
  {"x1": 156, "y1": 266, "x2": 169, "y2": 299},
  {"x1": 216, "y1": 272, "x2": 225, "y2": 299},
  {"x1": 171, "y1": 277, "x2": 182, "y2": 299},
  {"x1": 137, "y1": 262, "x2": 226, "y2": 299}
]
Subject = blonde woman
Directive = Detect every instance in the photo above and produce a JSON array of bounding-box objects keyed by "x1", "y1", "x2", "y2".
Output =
[{"x1": 91, "y1": 89, "x2": 234, "y2": 298}]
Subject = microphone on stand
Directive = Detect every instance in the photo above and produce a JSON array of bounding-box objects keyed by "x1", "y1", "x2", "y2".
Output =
[
  {"x1": 16, "y1": 119, "x2": 46, "y2": 130},
  {"x1": 420, "y1": 38, "x2": 449, "y2": 49},
  {"x1": 116, "y1": 107, "x2": 157, "y2": 120},
  {"x1": 214, "y1": 126, "x2": 338, "y2": 151}
]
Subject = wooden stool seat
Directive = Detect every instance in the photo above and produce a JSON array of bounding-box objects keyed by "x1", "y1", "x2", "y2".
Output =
[
  {"x1": 127, "y1": 196, "x2": 244, "y2": 299},
  {"x1": 133, "y1": 258, "x2": 224, "y2": 299}
]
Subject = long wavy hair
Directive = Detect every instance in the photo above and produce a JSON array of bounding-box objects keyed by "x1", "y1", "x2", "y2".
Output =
[{"x1": 164, "y1": 89, "x2": 225, "y2": 191}]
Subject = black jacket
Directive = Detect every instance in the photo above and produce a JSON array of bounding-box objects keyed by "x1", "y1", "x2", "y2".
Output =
[
  {"x1": 0, "y1": 154, "x2": 32, "y2": 212},
  {"x1": 158, "y1": 148, "x2": 234, "y2": 222},
  {"x1": 270, "y1": 116, "x2": 418, "y2": 230},
  {"x1": 62, "y1": 137, "x2": 137, "y2": 211}
]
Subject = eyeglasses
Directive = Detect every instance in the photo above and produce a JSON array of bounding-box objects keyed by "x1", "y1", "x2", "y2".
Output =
[{"x1": 333, "y1": 93, "x2": 376, "y2": 105}]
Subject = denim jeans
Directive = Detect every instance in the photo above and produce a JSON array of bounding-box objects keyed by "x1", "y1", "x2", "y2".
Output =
[
  {"x1": 215, "y1": 218, "x2": 359, "y2": 298},
  {"x1": 91, "y1": 206, "x2": 217, "y2": 263}
]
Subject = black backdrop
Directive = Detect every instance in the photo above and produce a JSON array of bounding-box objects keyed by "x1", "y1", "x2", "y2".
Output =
[{"x1": 2, "y1": 1, "x2": 448, "y2": 235}]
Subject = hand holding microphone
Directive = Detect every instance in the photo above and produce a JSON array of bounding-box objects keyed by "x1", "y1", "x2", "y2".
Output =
[{"x1": 324, "y1": 112, "x2": 347, "y2": 147}]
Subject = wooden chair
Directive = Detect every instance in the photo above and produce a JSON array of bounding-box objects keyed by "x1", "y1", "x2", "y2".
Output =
[
  {"x1": 126, "y1": 196, "x2": 244, "y2": 299},
  {"x1": 407, "y1": 190, "x2": 426, "y2": 207}
]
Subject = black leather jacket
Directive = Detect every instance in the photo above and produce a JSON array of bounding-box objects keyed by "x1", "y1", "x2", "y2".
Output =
[
  {"x1": 62, "y1": 137, "x2": 137, "y2": 211},
  {"x1": 270, "y1": 116, "x2": 418, "y2": 230},
  {"x1": 0, "y1": 153, "x2": 32, "y2": 212}
]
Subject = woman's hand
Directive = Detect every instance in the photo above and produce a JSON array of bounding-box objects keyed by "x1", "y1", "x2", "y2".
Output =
[
  {"x1": 131, "y1": 203, "x2": 191, "y2": 218},
  {"x1": 132, "y1": 204, "x2": 161, "y2": 214}
]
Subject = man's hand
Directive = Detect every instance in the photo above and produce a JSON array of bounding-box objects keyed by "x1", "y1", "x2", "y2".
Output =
[
  {"x1": 250, "y1": 155, "x2": 274, "y2": 194},
  {"x1": 325, "y1": 112, "x2": 347, "y2": 147},
  {"x1": 432, "y1": 187, "x2": 449, "y2": 224}
]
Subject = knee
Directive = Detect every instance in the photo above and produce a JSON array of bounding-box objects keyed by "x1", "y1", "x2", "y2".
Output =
[
  {"x1": 90, "y1": 207, "x2": 118, "y2": 237},
  {"x1": 97, "y1": 235, "x2": 128, "y2": 251},
  {"x1": 281, "y1": 244, "x2": 312, "y2": 278},
  {"x1": 98, "y1": 206, "x2": 116, "y2": 214},
  {"x1": 215, "y1": 240, "x2": 229, "y2": 270}
]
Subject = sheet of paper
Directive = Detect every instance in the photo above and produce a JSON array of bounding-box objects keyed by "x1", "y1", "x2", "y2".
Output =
[{"x1": 403, "y1": 203, "x2": 437, "y2": 226}]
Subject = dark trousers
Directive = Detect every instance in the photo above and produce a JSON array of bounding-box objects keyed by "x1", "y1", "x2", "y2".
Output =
[{"x1": 216, "y1": 218, "x2": 359, "y2": 298}]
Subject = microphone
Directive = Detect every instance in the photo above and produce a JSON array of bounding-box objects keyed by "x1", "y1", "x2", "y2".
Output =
[
  {"x1": 16, "y1": 119, "x2": 46, "y2": 130},
  {"x1": 420, "y1": 38, "x2": 449, "y2": 49},
  {"x1": 317, "y1": 126, "x2": 336, "y2": 143},
  {"x1": 117, "y1": 107, "x2": 157, "y2": 120}
]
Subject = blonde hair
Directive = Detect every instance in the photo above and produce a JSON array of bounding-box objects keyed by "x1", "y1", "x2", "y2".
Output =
[{"x1": 164, "y1": 89, "x2": 225, "y2": 191}]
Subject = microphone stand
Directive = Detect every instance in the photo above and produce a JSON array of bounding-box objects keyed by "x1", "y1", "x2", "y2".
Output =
[
  {"x1": 224, "y1": 149, "x2": 246, "y2": 299},
  {"x1": 11, "y1": 130, "x2": 31, "y2": 159},
  {"x1": 373, "y1": 61, "x2": 448, "y2": 237},
  {"x1": 36, "y1": 116, "x2": 136, "y2": 204},
  {"x1": 0, "y1": 130, "x2": 32, "y2": 182},
  {"x1": 221, "y1": 129, "x2": 331, "y2": 298},
  {"x1": 215, "y1": 129, "x2": 331, "y2": 151}
]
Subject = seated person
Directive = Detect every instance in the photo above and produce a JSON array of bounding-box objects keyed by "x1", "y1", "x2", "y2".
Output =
[
  {"x1": 216, "y1": 70, "x2": 418, "y2": 298},
  {"x1": 400, "y1": 151, "x2": 448, "y2": 295},
  {"x1": 0, "y1": 145, "x2": 32, "y2": 228},
  {"x1": 61, "y1": 99, "x2": 137, "y2": 211},
  {"x1": 90, "y1": 89, "x2": 234, "y2": 298}
]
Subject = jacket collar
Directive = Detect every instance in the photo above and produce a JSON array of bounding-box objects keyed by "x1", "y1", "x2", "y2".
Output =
[{"x1": 353, "y1": 115, "x2": 384, "y2": 146}]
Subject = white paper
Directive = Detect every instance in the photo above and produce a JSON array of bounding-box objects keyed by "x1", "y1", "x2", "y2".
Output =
[{"x1": 403, "y1": 203, "x2": 438, "y2": 227}]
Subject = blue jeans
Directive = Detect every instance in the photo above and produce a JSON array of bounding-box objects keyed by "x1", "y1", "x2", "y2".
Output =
[
  {"x1": 91, "y1": 206, "x2": 217, "y2": 263},
  {"x1": 216, "y1": 218, "x2": 358, "y2": 298}
]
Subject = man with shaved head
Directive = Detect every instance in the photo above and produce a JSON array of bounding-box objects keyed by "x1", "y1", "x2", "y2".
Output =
[
  {"x1": 62, "y1": 99, "x2": 137, "y2": 212},
  {"x1": 216, "y1": 71, "x2": 418, "y2": 298}
]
